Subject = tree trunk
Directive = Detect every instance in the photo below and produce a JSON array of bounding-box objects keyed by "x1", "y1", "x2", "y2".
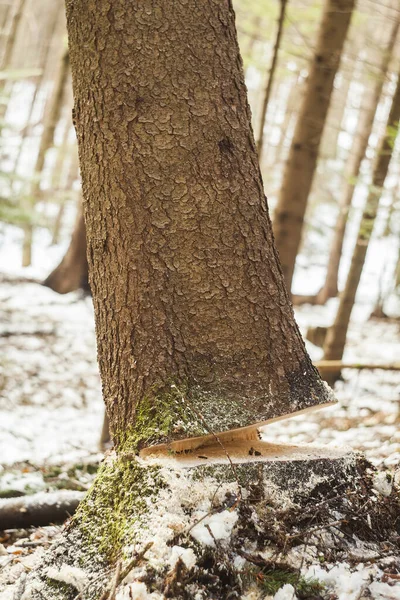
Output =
[
  {"x1": 256, "y1": 0, "x2": 287, "y2": 162},
  {"x1": 18, "y1": 3, "x2": 400, "y2": 598},
  {"x1": 43, "y1": 202, "x2": 89, "y2": 294},
  {"x1": 319, "y1": 55, "x2": 353, "y2": 161},
  {"x1": 0, "y1": 0, "x2": 27, "y2": 121},
  {"x1": 321, "y1": 70, "x2": 400, "y2": 384},
  {"x1": 66, "y1": 0, "x2": 334, "y2": 454},
  {"x1": 272, "y1": 0, "x2": 355, "y2": 292},
  {"x1": 21, "y1": 47, "x2": 70, "y2": 267},
  {"x1": 316, "y1": 14, "x2": 400, "y2": 304},
  {"x1": 51, "y1": 139, "x2": 79, "y2": 246},
  {"x1": 11, "y1": 0, "x2": 62, "y2": 181}
]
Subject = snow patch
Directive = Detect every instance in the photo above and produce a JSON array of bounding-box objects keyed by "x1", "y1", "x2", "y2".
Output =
[
  {"x1": 45, "y1": 564, "x2": 88, "y2": 593},
  {"x1": 369, "y1": 581, "x2": 400, "y2": 599},
  {"x1": 116, "y1": 582, "x2": 162, "y2": 600},
  {"x1": 273, "y1": 584, "x2": 298, "y2": 600},
  {"x1": 168, "y1": 546, "x2": 196, "y2": 570},
  {"x1": 306, "y1": 563, "x2": 370, "y2": 600},
  {"x1": 373, "y1": 471, "x2": 393, "y2": 497},
  {"x1": 189, "y1": 509, "x2": 238, "y2": 547}
]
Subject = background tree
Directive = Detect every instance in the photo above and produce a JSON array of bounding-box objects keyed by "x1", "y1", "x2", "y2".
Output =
[
  {"x1": 322, "y1": 69, "x2": 400, "y2": 383},
  {"x1": 273, "y1": 0, "x2": 355, "y2": 292},
  {"x1": 256, "y1": 0, "x2": 288, "y2": 161},
  {"x1": 316, "y1": 12, "x2": 400, "y2": 304}
]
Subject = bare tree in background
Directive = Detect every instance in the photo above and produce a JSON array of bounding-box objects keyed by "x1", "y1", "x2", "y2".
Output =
[
  {"x1": 273, "y1": 0, "x2": 355, "y2": 292},
  {"x1": 322, "y1": 70, "x2": 400, "y2": 383},
  {"x1": 257, "y1": 0, "x2": 288, "y2": 162}
]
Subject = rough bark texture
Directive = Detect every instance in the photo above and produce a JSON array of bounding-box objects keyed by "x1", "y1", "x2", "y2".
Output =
[
  {"x1": 317, "y1": 15, "x2": 400, "y2": 304},
  {"x1": 273, "y1": 0, "x2": 355, "y2": 292},
  {"x1": 321, "y1": 71, "x2": 400, "y2": 382},
  {"x1": 66, "y1": 0, "x2": 333, "y2": 450},
  {"x1": 43, "y1": 204, "x2": 89, "y2": 295}
]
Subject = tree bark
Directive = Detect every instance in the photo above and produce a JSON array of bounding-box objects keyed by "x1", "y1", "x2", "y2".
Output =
[
  {"x1": 21, "y1": 46, "x2": 70, "y2": 267},
  {"x1": 66, "y1": 0, "x2": 334, "y2": 454},
  {"x1": 43, "y1": 202, "x2": 89, "y2": 295},
  {"x1": 272, "y1": 0, "x2": 355, "y2": 292},
  {"x1": 319, "y1": 54, "x2": 353, "y2": 161},
  {"x1": 321, "y1": 70, "x2": 400, "y2": 383},
  {"x1": 0, "y1": 491, "x2": 84, "y2": 529},
  {"x1": 316, "y1": 14, "x2": 400, "y2": 304},
  {"x1": 256, "y1": 0, "x2": 287, "y2": 162}
]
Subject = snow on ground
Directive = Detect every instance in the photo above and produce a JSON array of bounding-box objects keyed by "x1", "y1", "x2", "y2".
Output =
[
  {"x1": 0, "y1": 223, "x2": 399, "y2": 467},
  {"x1": 0, "y1": 225, "x2": 399, "y2": 599}
]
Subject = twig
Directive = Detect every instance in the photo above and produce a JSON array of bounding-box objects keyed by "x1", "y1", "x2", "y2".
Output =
[
  {"x1": 186, "y1": 482, "x2": 223, "y2": 535},
  {"x1": 286, "y1": 519, "x2": 348, "y2": 540},
  {"x1": 186, "y1": 507, "x2": 219, "y2": 535},
  {"x1": 205, "y1": 524, "x2": 219, "y2": 548},
  {"x1": 73, "y1": 542, "x2": 153, "y2": 600},
  {"x1": 99, "y1": 562, "x2": 120, "y2": 600}
]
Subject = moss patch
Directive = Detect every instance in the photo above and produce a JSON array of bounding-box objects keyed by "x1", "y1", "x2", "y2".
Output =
[
  {"x1": 117, "y1": 381, "x2": 207, "y2": 452},
  {"x1": 74, "y1": 455, "x2": 164, "y2": 560},
  {"x1": 44, "y1": 578, "x2": 76, "y2": 600}
]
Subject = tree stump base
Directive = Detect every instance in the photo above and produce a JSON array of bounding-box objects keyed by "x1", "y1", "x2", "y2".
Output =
[{"x1": 15, "y1": 446, "x2": 400, "y2": 600}]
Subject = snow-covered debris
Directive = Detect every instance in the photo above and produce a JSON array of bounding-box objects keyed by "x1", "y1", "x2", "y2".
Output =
[
  {"x1": 373, "y1": 471, "x2": 393, "y2": 496},
  {"x1": 273, "y1": 584, "x2": 298, "y2": 600},
  {"x1": 306, "y1": 563, "x2": 371, "y2": 600},
  {"x1": 168, "y1": 546, "x2": 196, "y2": 570},
  {"x1": 116, "y1": 582, "x2": 163, "y2": 600},
  {"x1": 45, "y1": 564, "x2": 88, "y2": 593},
  {"x1": 369, "y1": 581, "x2": 400, "y2": 599},
  {"x1": 189, "y1": 508, "x2": 238, "y2": 546}
]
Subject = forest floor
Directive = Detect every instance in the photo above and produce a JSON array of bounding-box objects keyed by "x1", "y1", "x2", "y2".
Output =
[{"x1": 0, "y1": 228, "x2": 400, "y2": 599}]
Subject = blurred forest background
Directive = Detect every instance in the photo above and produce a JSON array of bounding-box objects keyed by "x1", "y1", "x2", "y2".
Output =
[{"x1": 0, "y1": 0, "x2": 399, "y2": 539}]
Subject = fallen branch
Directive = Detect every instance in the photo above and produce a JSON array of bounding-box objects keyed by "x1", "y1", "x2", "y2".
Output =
[
  {"x1": 314, "y1": 360, "x2": 400, "y2": 372},
  {"x1": 0, "y1": 490, "x2": 84, "y2": 530}
]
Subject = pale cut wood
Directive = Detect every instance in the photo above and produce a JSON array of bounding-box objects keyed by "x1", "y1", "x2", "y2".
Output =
[
  {"x1": 139, "y1": 401, "x2": 336, "y2": 456},
  {"x1": 315, "y1": 360, "x2": 400, "y2": 372}
]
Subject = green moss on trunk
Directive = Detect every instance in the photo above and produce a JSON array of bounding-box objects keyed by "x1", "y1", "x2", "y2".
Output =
[{"x1": 73, "y1": 455, "x2": 164, "y2": 560}]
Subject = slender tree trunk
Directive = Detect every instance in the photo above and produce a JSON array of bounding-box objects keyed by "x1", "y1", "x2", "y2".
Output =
[
  {"x1": 316, "y1": 15, "x2": 400, "y2": 304},
  {"x1": 21, "y1": 47, "x2": 70, "y2": 267},
  {"x1": 383, "y1": 169, "x2": 400, "y2": 236},
  {"x1": 274, "y1": 71, "x2": 303, "y2": 165},
  {"x1": 272, "y1": 0, "x2": 355, "y2": 292},
  {"x1": 0, "y1": 0, "x2": 27, "y2": 121},
  {"x1": 396, "y1": 244, "x2": 400, "y2": 289},
  {"x1": 256, "y1": 0, "x2": 287, "y2": 162},
  {"x1": 0, "y1": 0, "x2": 25, "y2": 69},
  {"x1": 67, "y1": 0, "x2": 333, "y2": 451},
  {"x1": 43, "y1": 202, "x2": 89, "y2": 294},
  {"x1": 319, "y1": 55, "x2": 354, "y2": 161},
  {"x1": 321, "y1": 70, "x2": 400, "y2": 383},
  {"x1": 51, "y1": 136, "x2": 79, "y2": 246},
  {"x1": 11, "y1": 0, "x2": 62, "y2": 180}
]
